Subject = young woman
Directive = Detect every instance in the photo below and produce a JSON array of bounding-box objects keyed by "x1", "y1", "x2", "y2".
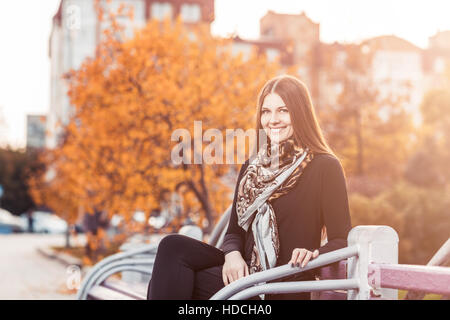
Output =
[{"x1": 147, "y1": 75, "x2": 352, "y2": 300}]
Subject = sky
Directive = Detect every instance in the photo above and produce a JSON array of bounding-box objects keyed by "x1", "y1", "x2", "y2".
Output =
[{"x1": 1, "y1": 0, "x2": 450, "y2": 149}]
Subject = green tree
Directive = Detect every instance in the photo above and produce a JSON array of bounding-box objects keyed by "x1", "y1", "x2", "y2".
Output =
[
  {"x1": 405, "y1": 89, "x2": 450, "y2": 187},
  {"x1": 320, "y1": 44, "x2": 414, "y2": 181},
  {"x1": 0, "y1": 148, "x2": 42, "y2": 215},
  {"x1": 350, "y1": 181, "x2": 450, "y2": 264}
]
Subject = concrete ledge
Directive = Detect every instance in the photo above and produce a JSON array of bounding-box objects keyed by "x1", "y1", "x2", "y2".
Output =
[{"x1": 37, "y1": 246, "x2": 83, "y2": 268}]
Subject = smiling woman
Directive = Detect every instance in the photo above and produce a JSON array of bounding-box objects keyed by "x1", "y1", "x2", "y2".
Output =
[{"x1": 147, "y1": 75, "x2": 352, "y2": 300}]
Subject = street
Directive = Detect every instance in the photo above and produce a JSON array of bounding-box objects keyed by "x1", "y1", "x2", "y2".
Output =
[{"x1": 0, "y1": 233, "x2": 85, "y2": 300}]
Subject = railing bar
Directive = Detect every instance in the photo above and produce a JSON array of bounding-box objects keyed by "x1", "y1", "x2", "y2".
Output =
[
  {"x1": 94, "y1": 265, "x2": 153, "y2": 290},
  {"x1": 77, "y1": 243, "x2": 158, "y2": 299},
  {"x1": 207, "y1": 205, "x2": 232, "y2": 247},
  {"x1": 79, "y1": 258, "x2": 155, "y2": 299},
  {"x1": 229, "y1": 279, "x2": 360, "y2": 300},
  {"x1": 210, "y1": 245, "x2": 359, "y2": 300},
  {"x1": 369, "y1": 263, "x2": 450, "y2": 296}
]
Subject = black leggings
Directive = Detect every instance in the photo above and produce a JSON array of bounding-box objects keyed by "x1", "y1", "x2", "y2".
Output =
[
  {"x1": 146, "y1": 233, "x2": 311, "y2": 300},
  {"x1": 147, "y1": 234, "x2": 226, "y2": 300}
]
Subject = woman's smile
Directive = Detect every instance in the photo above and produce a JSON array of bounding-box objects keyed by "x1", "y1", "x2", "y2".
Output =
[{"x1": 261, "y1": 93, "x2": 293, "y2": 143}]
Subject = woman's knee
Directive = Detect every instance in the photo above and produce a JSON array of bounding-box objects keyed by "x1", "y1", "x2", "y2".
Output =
[{"x1": 157, "y1": 234, "x2": 190, "y2": 255}]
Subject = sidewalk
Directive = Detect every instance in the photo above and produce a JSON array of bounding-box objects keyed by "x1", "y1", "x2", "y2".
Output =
[
  {"x1": 36, "y1": 233, "x2": 87, "y2": 269},
  {"x1": 0, "y1": 233, "x2": 85, "y2": 299}
]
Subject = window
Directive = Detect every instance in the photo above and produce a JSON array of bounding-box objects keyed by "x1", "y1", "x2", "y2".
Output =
[
  {"x1": 434, "y1": 57, "x2": 445, "y2": 74},
  {"x1": 180, "y1": 4, "x2": 201, "y2": 23},
  {"x1": 151, "y1": 2, "x2": 173, "y2": 20},
  {"x1": 265, "y1": 48, "x2": 280, "y2": 62},
  {"x1": 262, "y1": 27, "x2": 274, "y2": 37}
]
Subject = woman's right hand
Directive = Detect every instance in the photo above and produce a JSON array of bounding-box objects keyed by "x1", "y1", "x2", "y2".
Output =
[{"x1": 222, "y1": 251, "x2": 249, "y2": 286}]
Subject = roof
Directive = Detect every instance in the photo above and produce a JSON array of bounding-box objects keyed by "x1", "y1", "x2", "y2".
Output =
[
  {"x1": 361, "y1": 35, "x2": 422, "y2": 53},
  {"x1": 260, "y1": 10, "x2": 319, "y2": 26}
]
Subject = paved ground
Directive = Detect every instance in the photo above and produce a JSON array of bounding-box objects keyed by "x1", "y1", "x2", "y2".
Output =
[{"x1": 0, "y1": 233, "x2": 86, "y2": 300}]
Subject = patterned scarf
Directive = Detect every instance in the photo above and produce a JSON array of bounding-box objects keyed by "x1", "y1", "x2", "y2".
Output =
[{"x1": 236, "y1": 137, "x2": 314, "y2": 274}]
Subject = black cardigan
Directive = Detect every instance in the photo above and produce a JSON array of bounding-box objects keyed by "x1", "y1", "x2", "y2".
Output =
[{"x1": 222, "y1": 153, "x2": 352, "y2": 268}]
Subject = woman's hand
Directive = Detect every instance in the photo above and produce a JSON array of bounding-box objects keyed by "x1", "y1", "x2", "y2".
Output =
[
  {"x1": 289, "y1": 248, "x2": 319, "y2": 268},
  {"x1": 222, "y1": 251, "x2": 249, "y2": 286}
]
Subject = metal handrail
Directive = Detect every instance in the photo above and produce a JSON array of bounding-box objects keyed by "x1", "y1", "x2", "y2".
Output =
[
  {"x1": 210, "y1": 244, "x2": 359, "y2": 300},
  {"x1": 77, "y1": 244, "x2": 158, "y2": 300},
  {"x1": 229, "y1": 279, "x2": 359, "y2": 300},
  {"x1": 93, "y1": 265, "x2": 154, "y2": 289},
  {"x1": 78, "y1": 206, "x2": 231, "y2": 300},
  {"x1": 78, "y1": 256, "x2": 156, "y2": 299},
  {"x1": 207, "y1": 205, "x2": 232, "y2": 247},
  {"x1": 368, "y1": 262, "x2": 450, "y2": 296},
  {"x1": 91, "y1": 258, "x2": 156, "y2": 287},
  {"x1": 405, "y1": 238, "x2": 450, "y2": 299}
]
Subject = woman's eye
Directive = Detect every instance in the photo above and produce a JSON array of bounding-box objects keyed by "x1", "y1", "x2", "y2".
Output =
[
  {"x1": 262, "y1": 110, "x2": 269, "y2": 114},
  {"x1": 280, "y1": 109, "x2": 288, "y2": 113}
]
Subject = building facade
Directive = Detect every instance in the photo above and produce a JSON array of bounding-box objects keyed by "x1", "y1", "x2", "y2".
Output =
[
  {"x1": 362, "y1": 35, "x2": 424, "y2": 124},
  {"x1": 259, "y1": 11, "x2": 321, "y2": 102},
  {"x1": 424, "y1": 30, "x2": 450, "y2": 90},
  {"x1": 47, "y1": 0, "x2": 214, "y2": 149},
  {"x1": 26, "y1": 115, "x2": 47, "y2": 150}
]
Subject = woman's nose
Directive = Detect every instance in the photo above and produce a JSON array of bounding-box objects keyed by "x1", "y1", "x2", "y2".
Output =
[{"x1": 269, "y1": 112, "x2": 280, "y2": 124}]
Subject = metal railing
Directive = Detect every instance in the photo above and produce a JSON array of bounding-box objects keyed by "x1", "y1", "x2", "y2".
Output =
[
  {"x1": 405, "y1": 238, "x2": 450, "y2": 299},
  {"x1": 77, "y1": 220, "x2": 450, "y2": 300},
  {"x1": 210, "y1": 245, "x2": 359, "y2": 300},
  {"x1": 76, "y1": 205, "x2": 232, "y2": 300},
  {"x1": 212, "y1": 225, "x2": 450, "y2": 300},
  {"x1": 368, "y1": 263, "x2": 450, "y2": 296}
]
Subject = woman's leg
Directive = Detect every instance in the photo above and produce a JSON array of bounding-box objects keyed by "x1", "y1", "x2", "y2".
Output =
[
  {"x1": 192, "y1": 265, "x2": 261, "y2": 300},
  {"x1": 147, "y1": 234, "x2": 225, "y2": 300},
  {"x1": 192, "y1": 265, "x2": 225, "y2": 300}
]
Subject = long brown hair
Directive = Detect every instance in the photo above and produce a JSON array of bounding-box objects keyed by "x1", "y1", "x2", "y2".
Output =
[
  {"x1": 256, "y1": 75, "x2": 333, "y2": 243},
  {"x1": 256, "y1": 75, "x2": 335, "y2": 157}
]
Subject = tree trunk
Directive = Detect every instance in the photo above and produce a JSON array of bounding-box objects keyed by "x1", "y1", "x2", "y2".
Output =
[
  {"x1": 184, "y1": 164, "x2": 215, "y2": 234},
  {"x1": 355, "y1": 109, "x2": 364, "y2": 176},
  {"x1": 65, "y1": 226, "x2": 71, "y2": 248}
]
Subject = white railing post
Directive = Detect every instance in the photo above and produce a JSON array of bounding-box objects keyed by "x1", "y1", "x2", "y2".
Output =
[{"x1": 347, "y1": 225, "x2": 399, "y2": 300}]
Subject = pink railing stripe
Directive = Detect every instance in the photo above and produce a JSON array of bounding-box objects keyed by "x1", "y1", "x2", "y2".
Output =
[{"x1": 368, "y1": 263, "x2": 450, "y2": 295}]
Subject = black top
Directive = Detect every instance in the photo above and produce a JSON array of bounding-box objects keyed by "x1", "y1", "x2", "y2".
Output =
[{"x1": 222, "y1": 153, "x2": 352, "y2": 268}]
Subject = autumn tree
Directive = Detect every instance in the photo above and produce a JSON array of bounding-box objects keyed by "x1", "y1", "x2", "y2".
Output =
[{"x1": 30, "y1": 0, "x2": 279, "y2": 256}]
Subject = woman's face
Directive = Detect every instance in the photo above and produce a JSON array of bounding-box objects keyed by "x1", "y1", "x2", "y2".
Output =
[{"x1": 260, "y1": 93, "x2": 294, "y2": 143}]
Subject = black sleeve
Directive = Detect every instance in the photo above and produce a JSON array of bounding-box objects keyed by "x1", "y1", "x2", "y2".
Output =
[
  {"x1": 318, "y1": 157, "x2": 352, "y2": 255},
  {"x1": 221, "y1": 160, "x2": 250, "y2": 256}
]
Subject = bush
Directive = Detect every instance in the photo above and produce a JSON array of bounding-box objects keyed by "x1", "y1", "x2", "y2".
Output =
[{"x1": 349, "y1": 181, "x2": 450, "y2": 264}]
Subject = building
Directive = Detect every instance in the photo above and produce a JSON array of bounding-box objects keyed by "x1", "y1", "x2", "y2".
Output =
[
  {"x1": 47, "y1": 0, "x2": 214, "y2": 149},
  {"x1": 361, "y1": 35, "x2": 424, "y2": 124},
  {"x1": 316, "y1": 41, "x2": 356, "y2": 110},
  {"x1": 256, "y1": 11, "x2": 450, "y2": 127},
  {"x1": 424, "y1": 31, "x2": 450, "y2": 90},
  {"x1": 259, "y1": 11, "x2": 321, "y2": 102},
  {"x1": 230, "y1": 35, "x2": 294, "y2": 66},
  {"x1": 26, "y1": 115, "x2": 47, "y2": 150}
]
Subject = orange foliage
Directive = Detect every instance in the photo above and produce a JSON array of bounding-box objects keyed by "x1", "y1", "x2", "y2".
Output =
[{"x1": 29, "y1": 1, "x2": 279, "y2": 241}]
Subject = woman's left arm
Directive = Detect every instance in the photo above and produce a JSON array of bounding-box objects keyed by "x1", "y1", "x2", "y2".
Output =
[
  {"x1": 318, "y1": 157, "x2": 352, "y2": 255},
  {"x1": 289, "y1": 156, "x2": 352, "y2": 268}
]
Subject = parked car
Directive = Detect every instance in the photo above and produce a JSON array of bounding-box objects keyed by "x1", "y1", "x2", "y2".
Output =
[
  {"x1": 0, "y1": 208, "x2": 25, "y2": 233},
  {"x1": 28, "y1": 211, "x2": 68, "y2": 234}
]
